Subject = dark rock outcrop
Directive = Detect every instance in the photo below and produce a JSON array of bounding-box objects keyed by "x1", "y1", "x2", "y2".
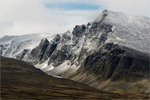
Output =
[
  {"x1": 0, "y1": 45, "x2": 7, "y2": 56},
  {"x1": 72, "y1": 25, "x2": 86, "y2": 37},
  {"x1": 30, "y1": 38, "x2": 50, "y2": 61},
  {"x1": 47, "y1": 33, "x2": 71, "y2": 67},
  {"x1": 78, "y1": 43, "x2": 149, "y2": 81},
  {"x1": 25, "y1": 35, "x2": 61, "y2": 65},
  {"x1": 48, "y1": 45, "x2": 72, "y2": 66},
  {"x1": 41, "y1": 34, "x2": 61, "y2": 63}
]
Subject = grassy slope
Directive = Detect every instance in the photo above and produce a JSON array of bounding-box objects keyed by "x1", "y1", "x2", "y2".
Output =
[
  {"x1": 0, "y1": 56, "x2": 122, "y2": 100},
  {"x1": 0, "y1": 56, "x2": 149, "y2": 99}
]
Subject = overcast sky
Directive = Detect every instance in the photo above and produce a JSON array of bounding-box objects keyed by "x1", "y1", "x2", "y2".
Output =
[{"x1": 0, "y1": 0, "x2": 149, "y2": 37}]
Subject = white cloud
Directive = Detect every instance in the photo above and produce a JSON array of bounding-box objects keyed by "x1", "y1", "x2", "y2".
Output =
[
  {"x1": 0, "y1": 0, "x2": 99, "y2": 37},
  {"x1": 98, "y1": 0, "x2": 150, "y2": 17},
  {"x1": 0, "y1": 0, "x2": 149, "y2": 37}
]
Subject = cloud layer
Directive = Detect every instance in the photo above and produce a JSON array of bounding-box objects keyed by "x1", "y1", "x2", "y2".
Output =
[
  {"x1": 0, "y1": 0, "x2": 149, "y2": 37},
  {"x1": 99, "y1": 0, "x2": 150, "y2": 17}
]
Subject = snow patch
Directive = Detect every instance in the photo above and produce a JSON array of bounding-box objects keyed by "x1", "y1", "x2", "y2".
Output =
[{"x1": 46, "y1": 61, "x2": 78, "y2": 76}]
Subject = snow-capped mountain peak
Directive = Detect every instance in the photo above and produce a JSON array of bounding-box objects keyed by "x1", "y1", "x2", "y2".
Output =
[
  {"x1": 95, "y1": 10, "x2": 150, "y2": 53},
  {"x1": 0, "y1": 33, "x2": 54, "y2": 57}
]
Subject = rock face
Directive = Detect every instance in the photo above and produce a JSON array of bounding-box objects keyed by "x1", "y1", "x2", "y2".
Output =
[
  {"x1": 0, "y1": 10, "x2": 150, "y2": 93},
  {"x1": 0, "y1": 44, "x2": 8, "y2": 56},
  {"x1": 78, "y1": 43, "x2": 149, "y2": 81},
  {"x1": 30, "y1": 38, "x2": 50, "y2": 62},
  {"x1": 22, "y1": 35, "x2": 61, "y2": 65},
  {"x1": 41, "y1": 35, "x2": 61, "y2": 62}
]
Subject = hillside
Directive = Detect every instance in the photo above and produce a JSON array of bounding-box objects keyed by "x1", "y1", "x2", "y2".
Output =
[{"x1": 0, "y1": 56, "x2": 127, "y2": 100}]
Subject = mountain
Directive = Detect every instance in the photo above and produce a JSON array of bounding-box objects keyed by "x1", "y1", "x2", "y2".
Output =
[
  {"x1": 0, "y1": 10, "x2": 150, "y2": 96},
  {"x1": 1, "y1": 56, "x2": 139, "y2": 99},
  {"x1": 0, "y1": 33, "x2": 54, "y2": 57}
]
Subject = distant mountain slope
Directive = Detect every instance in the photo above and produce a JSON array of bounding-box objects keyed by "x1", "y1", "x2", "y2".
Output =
[{"x1": 0, "y1": 33, "x2": 54, "y2": 57}]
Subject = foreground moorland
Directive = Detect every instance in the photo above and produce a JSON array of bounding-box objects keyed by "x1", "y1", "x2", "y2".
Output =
[{"x1": 0, "y1": 56, "x2": 149, "y2": 100}]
